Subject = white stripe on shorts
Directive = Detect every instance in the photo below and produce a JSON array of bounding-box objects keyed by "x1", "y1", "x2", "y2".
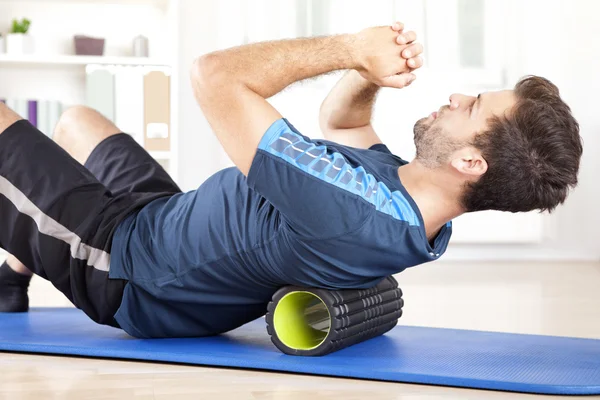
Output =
[{"x1": 0, "y1": 175, "x2": 111, "y2": 272}]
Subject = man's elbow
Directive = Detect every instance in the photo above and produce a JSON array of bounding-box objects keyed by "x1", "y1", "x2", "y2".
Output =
[
  {"x1": 318, "y1": 102, "x2": 332, "y2": 132},
  {"x1": 190, "y1": 53, "x2": 227, "y2": 94}
]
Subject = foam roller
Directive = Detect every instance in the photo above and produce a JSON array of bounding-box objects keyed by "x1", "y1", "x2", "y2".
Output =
[{"x1": 266, "y1": 276, "x2": 403, "y2": 356}]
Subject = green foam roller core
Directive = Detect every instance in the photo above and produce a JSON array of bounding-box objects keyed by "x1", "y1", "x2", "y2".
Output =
[
  {"x1": 266, "y1": 276, "x2": 403, "y2": 356},
  {"x1": 273, "y1": 291, "x2": 331, "y2": 351}
]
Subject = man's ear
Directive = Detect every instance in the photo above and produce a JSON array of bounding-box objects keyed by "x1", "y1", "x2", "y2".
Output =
[{"x1": 450, "y1": 147, "x2": 488, "y2": 178}]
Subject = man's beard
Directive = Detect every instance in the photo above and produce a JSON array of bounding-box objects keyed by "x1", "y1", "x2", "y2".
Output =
[{"x1": 413, "y1": 118, "x2": 468, "y2": 168}]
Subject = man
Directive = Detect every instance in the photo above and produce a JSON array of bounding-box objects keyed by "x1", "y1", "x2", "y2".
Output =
[{"x1": 0, "y1": 23, "x2": 582, "y2": 338}]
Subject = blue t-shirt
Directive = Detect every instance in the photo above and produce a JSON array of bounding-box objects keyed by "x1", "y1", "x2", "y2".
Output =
[{"x1": 109, "y1": 118, "x2": 452, "y2": 338}]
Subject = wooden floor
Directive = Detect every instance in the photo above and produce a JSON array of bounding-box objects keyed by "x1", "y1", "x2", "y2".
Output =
[{"x1": 1, "y1": 261, "x2": 600, "y2": 399}]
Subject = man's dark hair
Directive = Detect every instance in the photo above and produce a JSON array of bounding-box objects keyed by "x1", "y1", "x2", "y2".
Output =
[{"x1": 462, "y1": 75, "x2": 583, "y2": 213}]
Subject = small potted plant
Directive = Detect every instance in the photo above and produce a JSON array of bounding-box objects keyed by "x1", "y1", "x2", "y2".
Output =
[{"x1": 6, "y1": 18, "x2": 33, "y2": 55}]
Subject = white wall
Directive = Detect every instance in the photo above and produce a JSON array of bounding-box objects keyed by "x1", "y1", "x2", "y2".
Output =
[
  {"x1": 443, "y1": 0, "x2": 600, "y2": 261},
  {"x1": 175, "y1": 0, "x2": 600, "y2": 261},
  {"x1": 176, "y1": 0, "x2": 230, "y2": 191}
]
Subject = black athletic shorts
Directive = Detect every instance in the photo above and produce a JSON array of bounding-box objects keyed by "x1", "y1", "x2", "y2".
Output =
[{"x1": 0, "y1": 120, "x2": 181, "y2": 326}]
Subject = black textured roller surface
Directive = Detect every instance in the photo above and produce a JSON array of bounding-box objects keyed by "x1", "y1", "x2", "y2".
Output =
[{"x1": 266, "y1": 276, "x2": 403, "y2": 356}]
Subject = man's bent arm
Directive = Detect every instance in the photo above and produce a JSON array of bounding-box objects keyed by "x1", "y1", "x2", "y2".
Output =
[
  {"x1": 197, "y1": 35, "x2": 357, "y2": 100},
  {"x1": 318, "y1": 28, "x2": 423, "y2": 149},
  {"x1": 319, "y1": 70, "x2": 383, "y2": 149},
  {"x1": 191, "y1": 27, "x2": 411, "y2": 175}
]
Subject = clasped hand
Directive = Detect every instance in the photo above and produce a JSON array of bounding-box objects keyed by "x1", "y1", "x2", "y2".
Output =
[{"x1": 353, "y1": 22, "x2": 423, "y2": 89}]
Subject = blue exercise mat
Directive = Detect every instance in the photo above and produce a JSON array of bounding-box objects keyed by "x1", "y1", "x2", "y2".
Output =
[{"x1": 1, "y1": 308, "x2": 599, "y2": 395}]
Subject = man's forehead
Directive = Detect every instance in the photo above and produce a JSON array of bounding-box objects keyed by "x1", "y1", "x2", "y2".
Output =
[
  {"x1": 482, "y1": 89, "x2": 516, "y2": 116},
  {"x1": 485, "y1": 89, "x2": 514, "y2": 99}
]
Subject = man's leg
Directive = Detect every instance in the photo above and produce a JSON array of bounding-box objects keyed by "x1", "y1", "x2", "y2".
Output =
[
  {"x1": 75, "y1": 106, "x2": 181, "y2": 197},
  {"x1": 0, "y1": 106, "x2": 32, "y2": 311},
  {"x1": 0, "y1": 103, "x2": 20, "y2": 133},
  {"x1": 0, "y1": 105, "x2": 121, "y2": 312},
  {"x1": 0, "y1": 254, "x2": 32, "y2": 312},
  {"x1": 0, "y1": 105, "x2": 180, "y2": 315},
  {"x1": 0, "y1": 102, "x2": 140, "y2": 325}
]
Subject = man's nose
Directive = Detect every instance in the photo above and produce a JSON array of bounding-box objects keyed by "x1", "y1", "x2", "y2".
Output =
[{"x1": 449, "y1": 93, "x2": 475, "y2": 110}]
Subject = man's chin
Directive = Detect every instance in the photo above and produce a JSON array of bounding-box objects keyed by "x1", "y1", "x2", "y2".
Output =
[
  {"x1": 413, "y1": 117, "x2": 430, "y2": 136},
  {"x1": 415, "y1": 116, "x2": 431, "y2": 127}
]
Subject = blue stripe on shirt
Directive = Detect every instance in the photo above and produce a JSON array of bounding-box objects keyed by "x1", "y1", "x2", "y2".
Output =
[{"x1": 257, "y1": 119, "x2": 420, "y2": 226}]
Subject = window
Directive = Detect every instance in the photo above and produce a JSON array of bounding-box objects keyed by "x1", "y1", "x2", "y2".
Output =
[{"x1": 419, "y1": 0, "x2": 508, "y2": 88}]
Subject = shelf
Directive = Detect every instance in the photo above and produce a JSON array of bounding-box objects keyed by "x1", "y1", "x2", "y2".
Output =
[
  {"x1": 0, "y1": 0, "x2": 168, "y2": 6},
  {"x1": 0, "y1": 54, "x2": 170, "y2": 67}
]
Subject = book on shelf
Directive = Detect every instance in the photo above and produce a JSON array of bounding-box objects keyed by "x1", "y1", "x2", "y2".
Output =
[
  {"x1": 143, "y1": 70, "x2": 171, "y2": 152},
  {"x1": 47, "y1": 101, "x2": 63, "y2": 137},
  {"x1": 27, "y1": 100, "x2": 37, "y2": 127},
  {"x1": 86, "y1": 69, "x2": 115, "y2": 123},
  {"x1": 37, "y1": 100, "x2": 49, "y2": 135},
  {"x1": 35, "y1": 100, "x2": 63, "y2": 137},
  {"x1": 0, "y1": 98, "x2": 62, "y2": 137},
  {"x1": 85, "y1": 65, "x2": 171, "y2": 153},
  {"x1": 114, "y1": 67, "x2": 145, "y2": 146}
]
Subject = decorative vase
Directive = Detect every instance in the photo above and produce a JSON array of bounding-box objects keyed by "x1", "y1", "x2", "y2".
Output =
[
  {"x1": 6, "y1": 33, "x2": 34, "y2": 55},
  {"x1": 132, "y1": 35, "x2": 149, "y2": 57}
]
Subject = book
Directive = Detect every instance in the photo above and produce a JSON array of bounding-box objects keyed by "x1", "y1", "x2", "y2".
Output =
[
  {"x1": 37, "y1": 100, "x2": 50, "y2": 137},
  {"x1": 13, "y1": 99, "x2": 28, "y2": 119},
  {"x1": 143, "y1": 70, "x2": 171, "y2": 152},
  {"x1": 47, "y1": 101, "x2": 63, "y2": 136},
  {"x1": 86, "y1": 68, "x2": 115, "y2": 122},
  {"x1": 114, "y1": 66, "x2": 145, "y2": 146},
  {"x1": 28, "y1": 100, "x2": 38, "y2": 127}
]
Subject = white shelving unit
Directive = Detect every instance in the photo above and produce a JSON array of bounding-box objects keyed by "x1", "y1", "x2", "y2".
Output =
[
  {"x1": 0, "y1": 0, "x2": 179, "y2": 179},
  {"x1": 0, "y1": 54, "x2": 170, "y2": 67},
  {"x1": 0, "y1": 0, "x2": 168, "y2": 4},
  {"x1": 0, "y1": 0, "x2": 180, "y2": 305}
]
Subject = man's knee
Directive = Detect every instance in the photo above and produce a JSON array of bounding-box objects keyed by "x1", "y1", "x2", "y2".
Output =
[
  {"x1": 0, "y1": 102, "x2": 23, "y2": 134},
  {"x1": 54, "y1": 105, "x2": 92, "y2": 140},
  {"x1": 54, "y1": 106, "x2": 119, "y2": 146},
  {"x1": 53, "y1": 106, "x2": 121, "y2": 164}
]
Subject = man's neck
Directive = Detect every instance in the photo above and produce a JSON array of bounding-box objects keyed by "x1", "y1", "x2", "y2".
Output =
[{"x1": 397, "y1": 161, "x2": 465, "y2": 240}]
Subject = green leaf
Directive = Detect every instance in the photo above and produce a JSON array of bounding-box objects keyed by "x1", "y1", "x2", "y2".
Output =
[
  {"x1": 10, "y1": 18, "x2": 31, "y2": 34},
  {"x1": 21, "y1": 18, "x2": 31, "y2": 34}
]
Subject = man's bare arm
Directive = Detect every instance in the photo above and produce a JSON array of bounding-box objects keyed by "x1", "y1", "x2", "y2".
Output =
[
  {"x1": 319, "y1": 70, "x2": 384, "y2": 148},
  {"x1": 319, "y1": 30, "x2": 423, "y2": 149},
  {"x1": 191, "y1": 26, "x2": 415, "y2": 175},
  {"x1": 0, "y1": 103, "x2": 22, "y2": 135}
]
